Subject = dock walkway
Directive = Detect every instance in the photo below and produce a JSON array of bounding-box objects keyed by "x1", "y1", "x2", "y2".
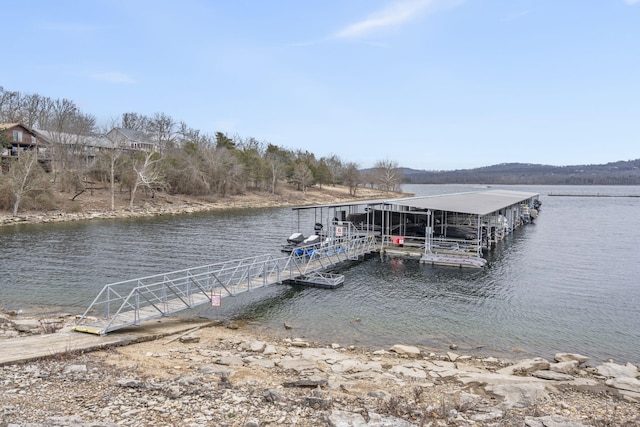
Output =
[
  {"x1": 73, "y1": 229, "x2": 377, "y2": 335},
  {"x1": 0, "y1": 318, "x2": 213, "y2": 366}
]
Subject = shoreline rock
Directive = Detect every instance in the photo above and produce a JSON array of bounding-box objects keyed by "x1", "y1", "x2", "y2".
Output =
[
  {"x1": 0, "y1": 186, "x2": 403, "y2": 228},
  {"x1": 0, "y1": 320, "x2": 638, "y2": 426}
]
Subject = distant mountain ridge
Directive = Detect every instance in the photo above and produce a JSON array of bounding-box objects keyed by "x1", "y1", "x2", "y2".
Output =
[{"x1": 399, "y1": 159, "x2": 640, "y2": 185}]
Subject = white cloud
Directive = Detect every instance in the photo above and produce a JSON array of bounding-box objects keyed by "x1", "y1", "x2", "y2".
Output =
[
  {"x1": 91, "y1": 72, "x2": 136, "y2": 84},
  {"x1": 333, "y1": 0, "x2": 441, "y2": 39},
  {"x1": 624, "y1": 0, "x2": 639, "y2": 4}
]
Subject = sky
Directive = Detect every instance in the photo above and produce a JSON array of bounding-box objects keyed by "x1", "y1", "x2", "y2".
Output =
[{"x1": 3, "y1": 0, "x2": 639, "y2": 170}]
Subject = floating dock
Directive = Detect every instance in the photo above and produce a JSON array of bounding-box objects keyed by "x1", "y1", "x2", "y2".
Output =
[
  {"x1": 292, "y1": 189, "x2": 541, "y2": 269},
  {"x1": 283, "y1": 271, "x2": 345, "y2": 289}
]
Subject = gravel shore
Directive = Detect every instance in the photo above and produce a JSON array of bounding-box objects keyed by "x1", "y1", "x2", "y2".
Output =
[{"x1": 1, "y1": 317, "x2": 639, "y2": 427}]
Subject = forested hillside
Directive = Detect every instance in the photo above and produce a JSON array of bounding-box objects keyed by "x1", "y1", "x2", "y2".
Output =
[{"x1": 401, "y1": 159, "x2": 640, "y2": 185}]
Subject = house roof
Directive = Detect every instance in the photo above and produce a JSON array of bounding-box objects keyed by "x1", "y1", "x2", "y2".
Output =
[
  {"x1": 111, "y1": 127, "x2": 151, "y2": 142},
  {"x1": 0, "y1": 123, "x2": 37, "y2": 134},
  {"x1": 34, "y1": 129, "x2": 111, "y2": 148},
  {"x1": 0, "y1": 123, "x2": 21, "y2": 129}
]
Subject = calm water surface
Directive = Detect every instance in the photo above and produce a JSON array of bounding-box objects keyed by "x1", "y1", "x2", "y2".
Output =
[{"x1": 1, "y1": 184, "x2": 639, "y2": 364}]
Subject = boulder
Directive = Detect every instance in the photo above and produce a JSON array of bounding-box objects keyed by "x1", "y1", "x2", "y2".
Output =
[
  {"x1": 605, "y1": 377, "x2": 640, "y2": 394},
  {"x1": 447, "y1": 351, "x2": 460, "y2": 362},
  {"x1": 216, "y1": 356, "x2": 244, "y2": 366},
  {"x1": 595, "y1": 362, "x2": 639, "y2": 379},
  {"x1": 549, "y1": 360, "x2": 579, "y2": 375},
  {"x1": 249, "y1": 340, "x2": 266, "y2": 352},
  {"x1": 390, "y1": 364, "x2": 427, "y2": 379},
  {"x1": 389, "y1": 344, "x2": 420, "y2": 358},
  {"x1": 179, "y1": 334, "x2": 200, "y2": 344},
  {"x1": 331, "y1": 359, "x2": 383, "y2": 374},
  {"x1": 328, "y1": 409, "x2": 415, "y2": 427},
  {"x1": 263, "y1": 344, "x2": 277, "y2": 355},
  {"x1": 423, "y1": 360, "x2": 460, "y2": 378},
  {"x1": 12, "y1": 319, "x2": 41, "y2": 333},
  {"x1": 63, "y1": 364, "x2": 87, "y2": 374},
  {"x1": 486, "y1": 382, "x2": 550, "y2": 409},
  {"x1": 277, "y1": 357, "x2": 319, "y2": 373},
  {"x1": 525, "y1": 415, "x2": 589, "y2": 427},
  {"x1": 554, "y1": 353, "x2": 589, "y2": 365},
  {"x1": 531, "y1": 370, "x2": 575, "y2": 381},
  {"x1": 496, "y1": 358, "x2": 550, "y2": 375},
  {"x1": 245, "y1": 356, "x2": 275, "y2": 369}
]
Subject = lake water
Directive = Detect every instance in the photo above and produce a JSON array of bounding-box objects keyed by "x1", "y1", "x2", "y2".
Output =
[{"x1": 1, "y1": 184, "x2": 639, "y2": 365}]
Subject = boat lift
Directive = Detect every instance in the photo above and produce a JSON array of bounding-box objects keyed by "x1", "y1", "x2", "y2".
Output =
[{"x1": 73, "y1": 223, "x2": 377, "y2": 335}]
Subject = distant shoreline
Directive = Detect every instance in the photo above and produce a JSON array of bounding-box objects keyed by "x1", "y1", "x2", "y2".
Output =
[{"x1": 548, "y1": 193, "x2": 640, "y2": 197}]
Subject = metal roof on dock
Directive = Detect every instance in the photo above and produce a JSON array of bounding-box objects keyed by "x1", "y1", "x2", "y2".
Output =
[
  {"x1": 294, "y1": 189, "x2": 539, "y2": 216},
  {"x1": 388, "y1": 189, "x2": 539, "y2": 215}
]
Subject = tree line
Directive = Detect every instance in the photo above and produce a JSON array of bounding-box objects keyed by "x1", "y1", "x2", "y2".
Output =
[
  {"x1": 402, "y1": 160, "x2": 640, "y2": 185},
  {"x1": 0, "y1": 86, "x2": 403, "y2": 215}
]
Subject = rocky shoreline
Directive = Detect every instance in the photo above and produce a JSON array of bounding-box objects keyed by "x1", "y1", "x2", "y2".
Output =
[
  {"x1": 0, "y1": 186, "x2": 401, "y2": 228},
  {"x1": 0, "y1": 198, "x2": 298, "y2": 228},
  {"x1": 1, "y1": 314, "x2": 639, "y2": 427}
]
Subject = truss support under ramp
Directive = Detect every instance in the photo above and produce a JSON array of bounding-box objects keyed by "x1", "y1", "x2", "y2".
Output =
[{"x1": 73, "y1": 231, "x2": 377, "y2": 335}]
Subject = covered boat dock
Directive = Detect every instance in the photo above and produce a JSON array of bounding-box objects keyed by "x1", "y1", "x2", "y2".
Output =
[{"x1": 290, "y1": 189, "x2": 541, "y2": 268}]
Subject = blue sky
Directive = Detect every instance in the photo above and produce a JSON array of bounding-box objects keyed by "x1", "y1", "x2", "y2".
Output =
[{"x1": 3, "y1": 0, "x2": 639, "y2": 170}]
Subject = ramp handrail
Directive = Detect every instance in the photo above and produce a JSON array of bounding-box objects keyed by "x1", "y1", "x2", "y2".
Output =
[{"x1": 74, "y1": 231, "x2": 378, "y2": 335}]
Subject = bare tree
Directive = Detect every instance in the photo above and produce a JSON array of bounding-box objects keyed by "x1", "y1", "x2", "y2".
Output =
[
  {"x1": 235, "y1": 137, "x2": 265, "y2": 190},
  {"x1": 176, "y1": 121, "x2": 213, "y2": 148},
  {"x1": 163, "y1": 143, "x2": 210, "y2": 196},
  {"x1": 129, "y1": 151, "x2": 166, "y2": 209},
  {"x1": 323, "y1": 154, "x2": 344, "y2": 186},
  {"x1": 121, "y1": 112, "x2": 150, "y2": 131},
  {"x1": 374, "y1": 158, "x2": 402, "y2": 192},
  {"x1": 16, "y1": 93, "x2": 41, "y2": 129},
  {"x1": 149, "y1": 112, "x2": 177, "y2": 154},
  {"x1": 342, "y1": 162, "x2": 361, "y2": 196},
  {"x1": 361, "y1": 169, "x2": 376, "y2": 189},
  {"x1": 200, "y1": 146, "x2": 244, "y2": 197},
  {"x1": 36, "y1": 98, "x2": 96, "y2": 184},
  {"x1": 0, "y1": 87, "x2": 22, "y2": 123},
  {"x1": 97, "y1": 121, "x2": 126, "y2": 210},
  {"x1": 291, "y1": 162, "x2": 314, "y2": 194},
  {"x1": 314, "y1": 159, "x2": 331, "y2": 189},
  {"x1": 264, "y1": 144, "x2": 291, "y2": 194},
  {"x1": 4, "y1": 150, "x2": 49, "y2": 216}
]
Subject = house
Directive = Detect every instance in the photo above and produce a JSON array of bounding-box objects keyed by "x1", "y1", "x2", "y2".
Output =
[
  {"x1": 0, "y1": 123, "x2": 51, "y2": 171},
  {"x1": 34, "y1": 129, "x2": 113, "y2": 163},
  {"x1": 106, "y1": 128, "x2": 156, "y2": 152},
  {"x1": 1, "y1": 125, "x2": 156, "y2": 173},
  {"x1": 0, "y1": 123, "x2": 48, "y2": 158}
]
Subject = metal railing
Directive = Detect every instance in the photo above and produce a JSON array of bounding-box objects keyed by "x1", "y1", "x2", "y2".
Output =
[{"x1": 73, "y1": 229, "x2": 378, "y2": 335}]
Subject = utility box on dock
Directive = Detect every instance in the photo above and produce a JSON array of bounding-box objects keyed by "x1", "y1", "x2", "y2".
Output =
[{"x1": 392, "y1": 236, "x2": 405, "y2": 246}]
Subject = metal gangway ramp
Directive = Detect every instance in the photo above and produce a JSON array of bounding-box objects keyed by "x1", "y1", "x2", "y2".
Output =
[{"x1": 73, "y1": 227, "x2": 377, "y2": 335}]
